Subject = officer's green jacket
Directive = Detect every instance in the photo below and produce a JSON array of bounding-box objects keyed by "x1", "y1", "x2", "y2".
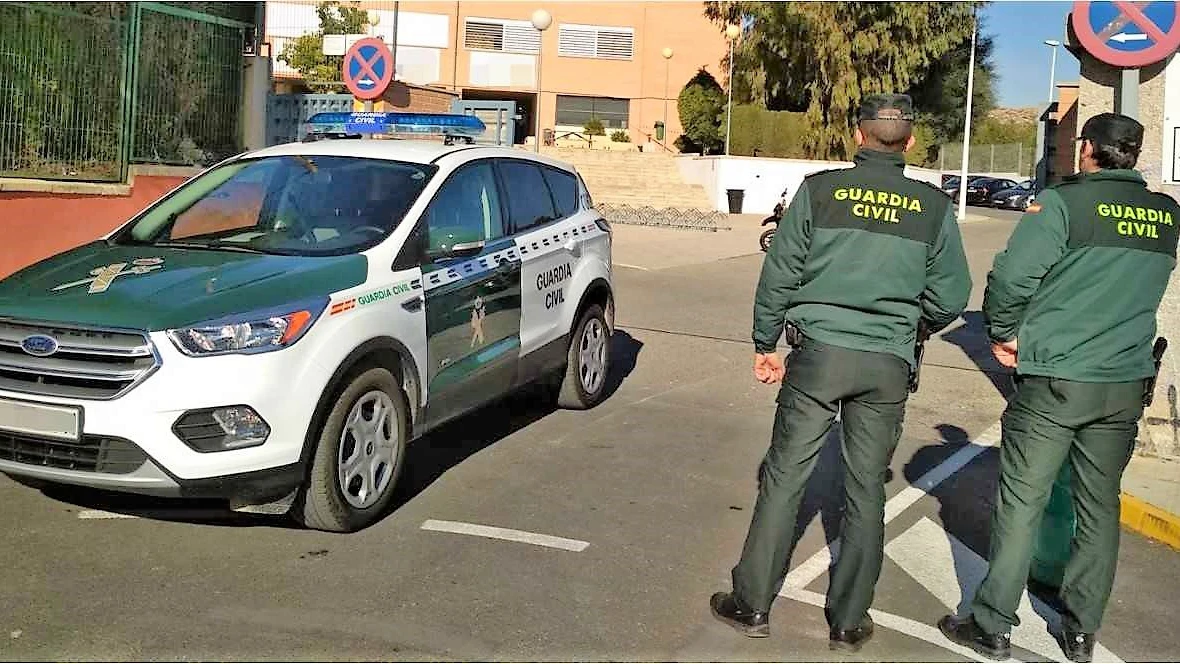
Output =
[
  {"x1": 983, "y1": 169, "x2": 1180, "y2": 382},
  {"x1": 753, "y1": 149, "x2": 972, "y2": 365}
]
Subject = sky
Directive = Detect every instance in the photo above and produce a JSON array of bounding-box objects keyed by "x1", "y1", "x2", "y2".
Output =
[{"x1": 983, "y1": 1, "x2": 1082, "y2": 108}]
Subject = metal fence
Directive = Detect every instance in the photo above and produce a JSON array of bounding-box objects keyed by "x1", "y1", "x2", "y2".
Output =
[
  {"x1": 937, "y1": 143, "x2": 1036, "y2": 179},
  {"x1": 0, "y1": 2, "x2": 256, "y2": 182},
  {"x1": 0, "y1": 3, "x2": 129, "y2": 181}
]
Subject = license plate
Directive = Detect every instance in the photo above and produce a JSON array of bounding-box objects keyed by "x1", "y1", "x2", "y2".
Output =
[{"x1": 0, "y1": 398, "x2": 82, "y2": 442}]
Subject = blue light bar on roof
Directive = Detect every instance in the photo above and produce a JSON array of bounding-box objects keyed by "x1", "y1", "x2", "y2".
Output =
[{"x1": 305, "y1": 111, "x2": 486, "y2": 138}]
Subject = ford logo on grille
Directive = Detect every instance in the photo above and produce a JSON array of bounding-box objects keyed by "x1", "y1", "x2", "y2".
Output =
[{"x1": 20, "y1": 334, "x2": 60, "y2": 357}]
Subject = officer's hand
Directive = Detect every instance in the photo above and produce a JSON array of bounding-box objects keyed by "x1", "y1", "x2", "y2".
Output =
[
  {"x1": 991, "y1": 339, "x2": 1018, "y2": 369},
  {"x1": 754, "y1": 352, "x2": 785, "y2": 384}
]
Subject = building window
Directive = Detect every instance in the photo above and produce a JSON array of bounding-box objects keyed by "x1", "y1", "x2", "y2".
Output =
[
  {"x1": 464, "y1": 17, "x2": 540, "y2": 54},
  {"x1": 555, "y1": 95, "x2": 630, "y2": 130},
  {"x1": 557, "y1": 23, "x2": 634, "y2": 60}
]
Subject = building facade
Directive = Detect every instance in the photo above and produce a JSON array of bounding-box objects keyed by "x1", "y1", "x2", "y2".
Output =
[{"x1": 264, "y1": 1, "x2": 730, "y2": 150}]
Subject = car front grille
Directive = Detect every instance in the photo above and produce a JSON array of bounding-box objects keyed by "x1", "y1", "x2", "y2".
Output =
[
  {"x1": 0, "y1": 433, "x2": 148, "y2": 474},
  {"x1": 0, "y1": 320, "x2": 159, "y2": 400}
]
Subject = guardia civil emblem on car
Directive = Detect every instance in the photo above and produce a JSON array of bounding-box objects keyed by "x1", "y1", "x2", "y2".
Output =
[
  {"x1": 0, "y1": 111, "x2": 615, "y2": 534},
  {"x1": 19, "y1": 334, "x2": 59, "y2": 357}
]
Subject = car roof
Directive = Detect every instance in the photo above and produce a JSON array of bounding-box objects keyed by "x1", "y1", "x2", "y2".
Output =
[{"x1": 240, "y1": 139, "x2": 576, "y2": 171}]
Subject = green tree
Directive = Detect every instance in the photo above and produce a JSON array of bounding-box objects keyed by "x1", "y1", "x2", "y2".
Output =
[
  {"x1": 278, "y1": 0, "x2": 370, "y2": 92},
  {"x1": 704, "y1": 1, "x2": 989, "y2": 160},
  {"x1": 908, "y1": 21, "x2": 997, "y2": 144},
  {"x1": 676, "y1": 68, "x2": 726, "y2": 154}
]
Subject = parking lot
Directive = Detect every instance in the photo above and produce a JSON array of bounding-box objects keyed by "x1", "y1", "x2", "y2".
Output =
[{"x1": 2, "y1": 208, "x2": 1177, "y2": 662}]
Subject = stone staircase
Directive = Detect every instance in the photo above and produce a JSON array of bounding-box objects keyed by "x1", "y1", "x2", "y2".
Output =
[{"x1": 536, "y1": 146, "x2": 715, "y2": 212}]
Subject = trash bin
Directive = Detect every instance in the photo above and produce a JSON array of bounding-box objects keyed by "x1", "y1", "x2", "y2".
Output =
[
  {"x1": 654, "y1": 121, "x2": 665, "y2": 142},
  {"x1": 1030, "y1": 462, "x2": 1075, "y2": 590},
  {"x1": 726, "y1": 189, "x2": 745, "y2": 214}
]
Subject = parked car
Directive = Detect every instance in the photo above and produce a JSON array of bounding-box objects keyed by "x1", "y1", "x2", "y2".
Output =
[
  {"x1": 966, "y1": 177, "x2": 1018, "y2": 206},
  {"x1": 941, "y1": 175, "x2": 988, "y2": 198},
  {"x1": 988, "y1": 180, "x2": 1036, "y2": 210},
  {"x1": 0, "y1": 112, "x2": 616, "y2": 533}
]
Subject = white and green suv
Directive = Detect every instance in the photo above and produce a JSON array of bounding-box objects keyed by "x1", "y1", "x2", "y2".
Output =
[{"x1": 0, "y1": 114, "x2": 614, "y2": 532}]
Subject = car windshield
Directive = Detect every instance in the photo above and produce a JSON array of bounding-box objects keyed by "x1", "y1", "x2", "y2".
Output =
[{"x1": 113, "y1": 155, "x2": 436, "y2": 256}]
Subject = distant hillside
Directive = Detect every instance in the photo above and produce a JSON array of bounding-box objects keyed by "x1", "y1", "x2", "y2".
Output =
[{"x1": 987, "y1": 107, "x2": 1040, "y2": 125}]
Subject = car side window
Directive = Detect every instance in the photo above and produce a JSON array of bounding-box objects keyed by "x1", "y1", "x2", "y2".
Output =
[
  {"x1": 499, "y1": 159, "x2": 557, "y2": 232},
  {"x1": 422, "y1": 161, "x2": 505, "y2": 257},
  {"x1": 541, "y1": 166, "x2": 578, "y2": 219}
]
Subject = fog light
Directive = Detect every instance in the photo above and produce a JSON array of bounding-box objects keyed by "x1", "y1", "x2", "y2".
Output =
[{"x1": 173, "y1": 406, "x2": 270, "y2": 453}]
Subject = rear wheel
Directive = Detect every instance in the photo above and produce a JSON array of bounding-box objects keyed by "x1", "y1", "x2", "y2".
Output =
[
  {"x1": 759, "y1": 228, "x2": 776, "y2": 252},
  {"x1": 556, "y1": 304, "x2": 611, "y2": 410},
  {"x1": 295, "y1": 367, "x2": 408, "y2": 532}
]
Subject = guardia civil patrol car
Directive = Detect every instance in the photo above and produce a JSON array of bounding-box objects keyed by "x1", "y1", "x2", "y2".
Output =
[{"x1": 0, "y1": 112, "x2": 614, "y2": 532}]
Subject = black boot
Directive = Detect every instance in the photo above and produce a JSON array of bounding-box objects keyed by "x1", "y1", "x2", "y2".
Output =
[
  {"x1": 1060, "y1": 630, "x2": 1095, "y2": 663},
  {"x1": 709, "y1": 591, "x2": 769, "y2": 638},
  {"x1": 829, "y1": 614, "x2": 875, "y2": 652},
  {"x1": 937, "y1": 614, "x2": 1011, "y2": 661}
]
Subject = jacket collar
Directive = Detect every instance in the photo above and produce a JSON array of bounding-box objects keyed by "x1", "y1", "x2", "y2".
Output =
[
  {"x1": 1077, "y1": 168, "x2": 1146, "y2": 185},
  {"x1": 853, "y1": 148, "x2": 907, "y2": 170}
]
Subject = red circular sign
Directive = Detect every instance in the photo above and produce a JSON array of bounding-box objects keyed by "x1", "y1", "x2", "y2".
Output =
[
  {"x1": 1072, "y1": 1, "x2": 1180, "y2": 68},
  {"x1": 342, "y1": 37, "x2": 394, "y2": 100}
]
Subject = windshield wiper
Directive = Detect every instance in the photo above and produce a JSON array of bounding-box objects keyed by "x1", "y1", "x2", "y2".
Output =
[{"x1": 150, "y1": 241, "x2": 268, "y2": 255}]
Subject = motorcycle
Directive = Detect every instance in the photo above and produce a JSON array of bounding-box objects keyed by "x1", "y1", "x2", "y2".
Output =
[{"x1": 759, "y1": 187, "x2": 788, "y2": 252}]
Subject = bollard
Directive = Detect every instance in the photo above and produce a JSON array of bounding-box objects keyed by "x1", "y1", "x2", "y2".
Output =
[{"x1": 1030, "y1": 461, "x2": 1075, "y2": 589}]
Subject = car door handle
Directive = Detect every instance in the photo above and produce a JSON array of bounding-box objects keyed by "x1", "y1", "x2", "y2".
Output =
[{"x1": 401, "y1": 294, "x2": 423, "y2": 312}]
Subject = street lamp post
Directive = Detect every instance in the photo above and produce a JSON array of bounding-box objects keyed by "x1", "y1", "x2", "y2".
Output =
[
  {"x1": 662, "y1": 47, "x2": 673, "y2": 150},
  {"x1": 724, "y1": 23, "x2": 740, "y2": 155},
  {"x1": 531, "y1": 8, "x2": 552, "y2": 152},
  {"x1": 1036, "y1": 38, "x2": 1061, "y2": 187},
  {"x1": 957, "y1": 12, "x2": 977, "y2": 222}
]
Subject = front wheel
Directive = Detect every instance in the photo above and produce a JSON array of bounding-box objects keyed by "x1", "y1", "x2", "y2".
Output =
[
  {"x1": 556, "y1": 304, "x2": 611, "y2": 410},
  {"x1": 759, "y1": 228, "x2": 776, "y2": 252},
  {"x1": 295, "y1": 367, "x2": 408, "y2": 532}
]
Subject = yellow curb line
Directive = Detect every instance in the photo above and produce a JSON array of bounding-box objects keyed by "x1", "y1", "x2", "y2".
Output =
[{"x1": 1121, "y1": 492, "x2": 1180, "y2": 551}]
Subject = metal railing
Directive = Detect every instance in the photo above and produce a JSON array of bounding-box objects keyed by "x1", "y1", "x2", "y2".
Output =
[{"x1": 938, "y1": 142, "x2": 1036, "y2": 178}]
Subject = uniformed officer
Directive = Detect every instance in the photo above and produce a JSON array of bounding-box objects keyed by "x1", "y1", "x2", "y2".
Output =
[
  {"x1": 709, "y1": 94, "x2": 972, "y2": 651},
  {"x1": 939, "y1": 113, "x2": 1180, "y2": 663}
]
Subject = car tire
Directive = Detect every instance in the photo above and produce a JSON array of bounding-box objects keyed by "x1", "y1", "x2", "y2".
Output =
[
  {"x1": 295, "y1": 366, "x2": 408, "y2": 533},
  {"x1": 556, "y1": 304, "x2": 611, "y2": 410}
]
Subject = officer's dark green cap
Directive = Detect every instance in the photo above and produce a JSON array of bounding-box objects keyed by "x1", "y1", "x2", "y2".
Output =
[
  {"x1": 858, "y1": 94, "x2": 915, "y2": 122},
  {"x1": 1079, "y1": 112, "x2": 1143, "y2": 152}
]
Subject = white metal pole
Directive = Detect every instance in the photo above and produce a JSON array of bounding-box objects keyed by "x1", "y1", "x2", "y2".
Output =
[
  {"x1": 534, "y1": 46, "x2": 542, "y2": 153},
  {"x1": 1048, "y1": 46, "x2": 1058, "y2": 103},
  {"x1": 725, "y1": 37, "x2": 734, "y2": 155},
  {"x1": 957, "y1": 14, "x2": 977, "y2": 222}
]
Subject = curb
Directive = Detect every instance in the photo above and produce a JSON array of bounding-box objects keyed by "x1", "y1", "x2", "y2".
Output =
[{"x1": 1120, "y1": 492, "x2": 1180, "y2": 551}]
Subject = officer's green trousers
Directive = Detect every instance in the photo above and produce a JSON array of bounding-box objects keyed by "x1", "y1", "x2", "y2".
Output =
[
  {"x1": 970, "y1": 375, "x2": 1143, "y2": 636},
  {"x1": 732, "y1": 338, "x2": 909, "y2": 630}
]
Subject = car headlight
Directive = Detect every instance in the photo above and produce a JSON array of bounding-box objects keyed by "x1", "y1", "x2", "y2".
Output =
[{"x1": 166, "y1": 298, "x2": 327, "y2": 357}]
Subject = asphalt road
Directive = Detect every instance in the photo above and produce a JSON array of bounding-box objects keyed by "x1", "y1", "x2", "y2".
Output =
[{"x1": 2, "y1": 207, "x2": 1177, "y2": 661}]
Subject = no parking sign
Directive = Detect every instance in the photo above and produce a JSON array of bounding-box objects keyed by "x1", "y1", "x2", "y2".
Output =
[
  {"x1": 342, "y1": 37, "x2": 394, "y2": 101},
  {"x1": 1071, "y1": 1, "x2": 1180, "y2": 68}
]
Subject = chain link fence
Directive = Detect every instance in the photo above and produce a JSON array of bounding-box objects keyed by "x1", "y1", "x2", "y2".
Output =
[
  {"x1": 937, "y1": 143, "x2": 1036, "y2": 178},
  {"x1": 0, "y1": 2, "x2": 256, "y2": 183}
]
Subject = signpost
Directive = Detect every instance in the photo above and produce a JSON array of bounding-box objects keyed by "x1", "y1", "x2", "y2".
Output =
[
  {"x1": 341, "y1": 37, "x2": 394, "y2": 107},
  {"x1": 1071, "y1": 1, "x2": 1180, "y2": 119}
]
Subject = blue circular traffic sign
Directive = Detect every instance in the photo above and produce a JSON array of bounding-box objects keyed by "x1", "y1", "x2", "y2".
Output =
[
  {"x1": 342, "y1": 37, "x2": 394, "y2": 100},
  {"x1": 1072, "y1": 1, "x2": 1180, "y2": 68}
]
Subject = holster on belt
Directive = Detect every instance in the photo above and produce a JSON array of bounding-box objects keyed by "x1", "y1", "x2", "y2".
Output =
[
  {"x1": 1145, "y1": 336, "x2": 1168, "y2": 407},
  {"x1": 909, "y1": 320, "x2": 932, "y2": 394}
]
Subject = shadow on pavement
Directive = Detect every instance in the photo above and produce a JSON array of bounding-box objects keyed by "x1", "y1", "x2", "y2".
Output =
[
  {"x1": 940, "y1": 311, "x2": 1016, "y2": 401},
  {"x1": 20, "y1": 329, "x2": 646, "y2": 530}
]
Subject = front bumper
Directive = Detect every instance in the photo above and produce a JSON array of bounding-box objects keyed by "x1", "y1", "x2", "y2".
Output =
[{"x1": 0, "y1": 329, "x2": 332, "y2": 498}]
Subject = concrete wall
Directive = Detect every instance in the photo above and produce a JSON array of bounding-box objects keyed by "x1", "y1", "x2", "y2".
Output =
[
  {"x1": 0, "y1": 170, "x2": 195, "y2": 280},
  {"x1": 676, "y1": 155, "x2": 945, "y2": 215}
]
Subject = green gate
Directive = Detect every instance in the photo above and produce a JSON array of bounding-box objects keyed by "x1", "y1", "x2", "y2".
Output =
[{"x1": 0, "y1": 1, "x2": 256, "y2": 183}]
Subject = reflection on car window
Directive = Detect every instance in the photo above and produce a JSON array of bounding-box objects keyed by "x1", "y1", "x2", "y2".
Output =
[
  {"x1": 541, "y1": 166, "x2": 578, "y2": 219},
  {"x1": 424, "y1": 162, "x2": 504, "y2": 256},
  {"x1": 120, "y1": 156, "x2": 434, "y2": 256},
  {"x1": 500, "y1": 160, "x2": 556, "y2": 231}
]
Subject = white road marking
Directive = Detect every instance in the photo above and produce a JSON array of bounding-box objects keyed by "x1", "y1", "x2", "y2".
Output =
[
  {"x1": 886, "y1": 517, "x2": 1123, "y2": 663},
  {"x1": 782, "y1": 587, "x2": 1003, "y2": 663},
  {"x1": 612, "y1": 262, "x2": 651, "y2": 271},
  {"x1": 420, "y1": 519, "x2": 589, "y2": 552},
  {"x1": 77, "y1": 508, "x2": 234, "y2": 520},
  {"x1": 780, "y1": 421, "x2": 1004, "y2": 593}
]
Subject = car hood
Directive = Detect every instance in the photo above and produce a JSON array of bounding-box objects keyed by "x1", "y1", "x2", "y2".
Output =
[
  {"x1": 991, "y1": 188, "x2": 1030, "y2": 198},
  {"x1": 0, "y1": 242, "x2": 368, "y2": 331}
]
